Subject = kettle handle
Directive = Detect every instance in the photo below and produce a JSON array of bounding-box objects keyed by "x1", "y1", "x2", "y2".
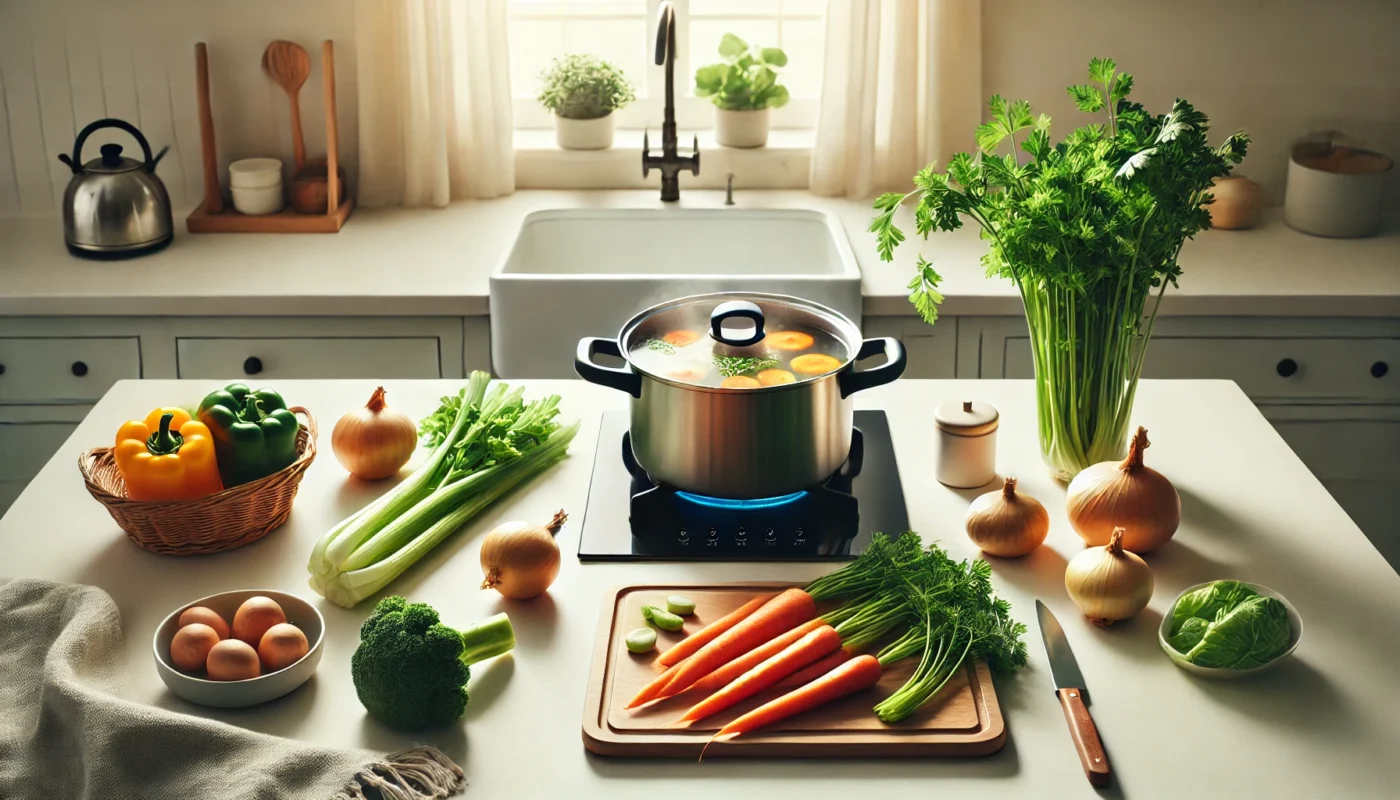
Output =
[{"x1": 58, "y1": 118, "x2": 157, "y2": 175}]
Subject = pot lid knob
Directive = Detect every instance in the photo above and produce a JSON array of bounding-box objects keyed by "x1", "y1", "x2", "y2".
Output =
[
  {"x1": 710, "y1": 300, "x2": 766, "y2": 348},
  {"x1": 100, "y1": 143, "x2": 124, "y2": 167}
]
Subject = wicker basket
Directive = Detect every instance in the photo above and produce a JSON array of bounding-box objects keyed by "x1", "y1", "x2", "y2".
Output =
[{"x1": 79, "y1": 407, "x2": 317, "y2": 556}]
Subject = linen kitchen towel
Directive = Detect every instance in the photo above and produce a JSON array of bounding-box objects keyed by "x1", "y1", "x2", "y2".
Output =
[{"x1": 0, "y1": 578, "x2": 465, "y2": 800}]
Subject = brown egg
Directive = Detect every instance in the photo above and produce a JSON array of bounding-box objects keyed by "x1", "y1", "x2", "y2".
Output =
[
  {"x1": 170, "y1": 623, "x2": 221, "y2": 673},
  {"x1": 206, "y1": 639, "x2": 262, "y2": 681},
  {"x1": 231, "y1": 596, "x2": 287, "y2": 646},
  {"x1": 178, "y1": 606, "x2": 230, "y2": 640},
  {"x1": 257, "y1": 623, "x2": 310, "y2": 671}
]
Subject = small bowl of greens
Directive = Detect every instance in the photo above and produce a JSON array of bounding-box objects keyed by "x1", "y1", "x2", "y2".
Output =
[{"x1": 1159, "y1": 580, "x2": 1302, "y2": 678}]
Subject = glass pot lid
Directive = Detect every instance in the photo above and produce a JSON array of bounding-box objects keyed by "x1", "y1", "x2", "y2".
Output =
[{"x1": 619, "y1": 292, "x2": 862, "y2": 389}]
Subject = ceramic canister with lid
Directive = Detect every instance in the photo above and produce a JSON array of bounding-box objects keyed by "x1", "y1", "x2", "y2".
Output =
[{"x1": 934, "y1": 400, "x2": 999, "y2": 489}]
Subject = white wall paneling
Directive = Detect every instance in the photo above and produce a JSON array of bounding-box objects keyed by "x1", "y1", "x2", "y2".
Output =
[
  {"x1": 982, "y1": 0, "x2": 1400, "y2": 210},
  {"x1": 0, "y1": 0, "x2": 358, "y2": 213}
]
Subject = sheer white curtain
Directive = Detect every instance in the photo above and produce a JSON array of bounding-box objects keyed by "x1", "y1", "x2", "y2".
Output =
[
  {"x1": 355, "y1": 0, "x2": 515, "y2": 207},
  {"x1": 810, "y1": 0, "x2": 982, "y2": 198}
]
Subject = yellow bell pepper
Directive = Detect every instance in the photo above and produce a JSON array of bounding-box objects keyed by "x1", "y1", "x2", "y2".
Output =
[{"x1": 114, "y1": 407, "x2": 224, "y2": 501}]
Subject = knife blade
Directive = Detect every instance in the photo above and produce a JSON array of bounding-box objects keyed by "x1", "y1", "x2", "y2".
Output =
[{"x1": 1036, "y1": 600, "x2": 1110, "y2": 787}]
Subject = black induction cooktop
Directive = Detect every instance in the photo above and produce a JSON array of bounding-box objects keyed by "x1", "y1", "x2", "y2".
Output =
[{"x1": 577, "y1": 410, "x2": 909, "y2": 561}]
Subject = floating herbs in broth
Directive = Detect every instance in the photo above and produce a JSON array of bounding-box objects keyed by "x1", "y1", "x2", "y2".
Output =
[{"x1": 626, "y1": 324, "x2": 847, "y2": 388}]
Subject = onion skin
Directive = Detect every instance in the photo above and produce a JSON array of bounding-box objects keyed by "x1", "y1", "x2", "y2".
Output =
[
  {"x1": 332, "y1": 386, "x2": 418, "y2": 480},
  {"x1": 1065, "y1": 528, "x2": 1154, "y2": 625},
  {"x1": 965, "y1": 477, "x2": 1048, "y2": 558},
  {"x1": 481, "y1": 510, "x2": 567, "y2": 600},
  {"x1": 1066, "y1": 426, "x2": 1180, "y2": 552}
]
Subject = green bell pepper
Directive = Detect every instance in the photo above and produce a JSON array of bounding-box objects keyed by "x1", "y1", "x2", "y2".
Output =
[{"x1": 196, "y1": 383, "x2": 300, "y2": 486}]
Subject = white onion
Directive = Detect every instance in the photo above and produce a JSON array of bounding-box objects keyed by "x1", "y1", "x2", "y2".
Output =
[{"x1": 1065, "y1": 527, "x2": 1154, "y2": 625}]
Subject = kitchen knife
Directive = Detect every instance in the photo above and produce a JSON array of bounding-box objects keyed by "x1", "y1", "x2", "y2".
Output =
[{"x1": 1036, "y1": 600, "x2": 1110, "y2": 787}]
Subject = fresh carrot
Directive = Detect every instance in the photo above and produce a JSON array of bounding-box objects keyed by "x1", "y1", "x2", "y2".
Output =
[
  {"x1": 677, "y1": 624, "x2": 842, "y2": 725},
  {"x1": 661, "y1": 588, "x2": 817, "y2": 696},
  {"x1": 709, "y1": 655, "x2": 883, "y2": 745},
  {"x1": 676, "y1": 619, "x2": 827, "y2": 699},
  {"x1": 626, "y1": 661, "x2": 685, "y2": 709},
  {"x1": 656, "y1": 594, "x2": 773, "y2": 669},
  {"x1": 770, "y1": 649, "x2": 853, "y2": 693}
]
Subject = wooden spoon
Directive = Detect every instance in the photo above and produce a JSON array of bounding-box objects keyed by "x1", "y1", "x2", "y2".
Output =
[{"x1": 261, "y1": 40, "x2": 311, "y2": 171}]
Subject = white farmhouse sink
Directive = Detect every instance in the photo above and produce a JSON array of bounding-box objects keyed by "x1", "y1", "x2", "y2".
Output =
[{"x1": 490, "y1": 208, "x2": 863, "y2": 377}]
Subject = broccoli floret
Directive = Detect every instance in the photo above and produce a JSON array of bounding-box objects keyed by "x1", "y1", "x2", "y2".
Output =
[{"x1": 351, "y1": 595, "x2": 515, "y2": 730}]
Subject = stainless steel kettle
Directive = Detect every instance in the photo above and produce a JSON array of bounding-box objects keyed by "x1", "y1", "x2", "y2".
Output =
[{"x1": 58, "y1": 118, "x2": 173, "y2": 258}]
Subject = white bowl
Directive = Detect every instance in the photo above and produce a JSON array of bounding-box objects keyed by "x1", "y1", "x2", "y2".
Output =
[
  {"x1": 229, "y1": 157, "x2": 284, "y2": 189},
  {"x1": 153, "y1": 589, "x2": 324, "y2": 708},
  {"x1": 231, "y1": 185, "x2": 285, "y2": 216},
  {"x1": 1158, "y1": 581, "x2": 1303, "y2": 679}
]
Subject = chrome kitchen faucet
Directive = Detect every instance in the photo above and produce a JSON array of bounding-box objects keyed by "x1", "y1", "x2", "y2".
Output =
[{"x1": 642, "y1": 0, "x2": 699, "y2": 202}]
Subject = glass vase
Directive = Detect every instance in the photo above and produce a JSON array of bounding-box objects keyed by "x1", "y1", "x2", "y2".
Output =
[{"x1": 1022, "y1": 281, "x2": 1151, "y2": 482}]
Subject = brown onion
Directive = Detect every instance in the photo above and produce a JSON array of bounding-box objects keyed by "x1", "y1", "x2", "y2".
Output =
[
  {"x1": 480, "y1": 510, "x2": 567, "y2": 600},
  {"x1": 964, "y1": 477, "x2": 1048, "y2": 557},
  {"x1": 332, "y1": 386, "x2": 417, "y2": 480},
  {"x1": 1066, "y1": 426, "x2": 1180, "y2": 552}
]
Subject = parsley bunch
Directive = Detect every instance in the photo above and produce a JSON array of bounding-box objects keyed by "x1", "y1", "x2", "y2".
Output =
[{"x1": 871, "y1": 58, "x2": 1248, "y2": 475}]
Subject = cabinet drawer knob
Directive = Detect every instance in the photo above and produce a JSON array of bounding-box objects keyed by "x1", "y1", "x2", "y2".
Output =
[
  {"x1": 242, "y1": 356, "x2": 263, "y2": 376},
  {"x1": 1373, "y1": 361, "x2": 1389, "y2": 378},
  {"x1": 1275, "y1": 358, "x2": 1298, "y2": 378},
  {"x1": 70, "y1": 361, "x2": 89, "y2": 377},
  {"x1": 0, "y1": 362, "x2": 5, "y2": 376}
]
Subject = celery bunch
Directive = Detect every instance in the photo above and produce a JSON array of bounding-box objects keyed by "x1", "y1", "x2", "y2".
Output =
[{"x1": 308, "y1": 372, "x2": 580, "y2": 608}]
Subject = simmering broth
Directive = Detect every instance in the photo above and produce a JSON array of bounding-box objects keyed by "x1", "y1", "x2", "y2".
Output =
[{"x1": 627, "y1": 323, "x2": 849, "y2": 388}]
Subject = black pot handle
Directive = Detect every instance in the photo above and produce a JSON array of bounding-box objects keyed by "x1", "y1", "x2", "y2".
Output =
[
  {"x1": 58, "y1": 118, "x2": 160, "y2": 174},
  {"x1": 575, "y1": 337, "x2": 642, "y2": 398},
  {"x1": 838, "y1": 337, "x2": 907, "y2": 399},
  {"x1": 710, "y1": 300, "x2": 766, "y2": 347}
]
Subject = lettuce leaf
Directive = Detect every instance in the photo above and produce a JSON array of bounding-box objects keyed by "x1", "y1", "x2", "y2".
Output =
[
  {"x1": 1169, "y1": 580, "x2": 1258, "y2": 636},
  {"x1": 1185, "y1": 596, "x2": 1291, "y2": 670},
  {"x1": 1167, "y1": 616, "x2": 1209, "y2": 653}
]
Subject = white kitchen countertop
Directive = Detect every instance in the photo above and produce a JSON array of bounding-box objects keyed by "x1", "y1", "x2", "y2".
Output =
[
  {"x1": 2, "y1": 378, "x2": 1398, "y2": 798},
  {"x1": 1, "y1": 192, "x2": 1397, "y2": 318}
]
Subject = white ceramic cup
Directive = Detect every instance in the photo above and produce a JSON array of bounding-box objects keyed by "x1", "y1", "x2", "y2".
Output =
[
  {"x1": 229, "y1": 157, "x2": 284, "y2": 189},
  {"x1": 232, "y1": 185, "x2": 285, "y2": 216}
]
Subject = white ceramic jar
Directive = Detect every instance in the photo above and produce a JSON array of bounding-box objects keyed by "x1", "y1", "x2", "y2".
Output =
[
  {"x1": 229, "y1": 158, "x2": 285, "y2": 216},
  {"x1": 934, "y1": 400, "x2": 999, "y2": 489},
  {"x1": 1284, "y1": 142, "x2": 1393, "y2": 238}
]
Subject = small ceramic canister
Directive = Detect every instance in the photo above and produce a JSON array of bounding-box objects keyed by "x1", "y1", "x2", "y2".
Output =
[{"x1": 934, "y1": 400, "x2": 998, "y2": 489}]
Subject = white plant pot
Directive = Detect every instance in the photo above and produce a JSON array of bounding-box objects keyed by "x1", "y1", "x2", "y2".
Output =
[
  {"x1": 555, "y1": 114, "x2": 614, "y2": 150},
  {"x1": 715, "y1": 108, "x2": 770, "y2": 148}
]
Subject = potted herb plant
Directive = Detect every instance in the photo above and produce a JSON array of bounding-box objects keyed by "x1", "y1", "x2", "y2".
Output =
[
  {"x1": 538, "y1": 54, "x2": 636, "y2": 150},
  {"x1": 873, "y1": 58, "x2": 1249, "y2": 480},
  {"x1": 695, "y1": 34, "x2": 789, "y2": 148}
]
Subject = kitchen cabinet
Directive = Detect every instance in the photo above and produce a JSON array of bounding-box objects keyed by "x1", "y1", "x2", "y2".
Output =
[
  {"x1": 0, "y1": 337, "x2": 141, "y2": 403},
  {"x1": 961, "y1": 315, "x2": 1400, "y2": 562},
  {"x1": 861, "y1": 316, "x2": 959, "y2": 378},
  {"x1": 0, "y1": 404, "x2": 89, "y2": 515},
  {"x1": 0, "y1": 315, "x2": 480, "y2": 514}
]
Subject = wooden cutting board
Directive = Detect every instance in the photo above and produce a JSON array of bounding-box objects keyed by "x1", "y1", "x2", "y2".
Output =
[{"x1": 583, "y1": 583, "x2": 1006, "y2": 758}]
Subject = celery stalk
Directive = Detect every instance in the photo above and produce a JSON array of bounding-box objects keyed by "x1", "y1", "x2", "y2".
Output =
[
  {"x1": 307, "y1": 371, "x2": 578, "y2": 608},
  {"x1": 317, "y1": 421, "x2": 579, "y2": 608}
]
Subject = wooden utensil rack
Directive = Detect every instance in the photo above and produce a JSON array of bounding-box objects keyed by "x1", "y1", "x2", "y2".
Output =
[{"x1": 186, "y1": 40, "x2": 353, "y2": 234}]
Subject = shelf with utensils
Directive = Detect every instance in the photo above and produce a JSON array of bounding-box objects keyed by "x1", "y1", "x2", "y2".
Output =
[{"x1": 185, "y1": 40, "x2": 353, "y2": 234}]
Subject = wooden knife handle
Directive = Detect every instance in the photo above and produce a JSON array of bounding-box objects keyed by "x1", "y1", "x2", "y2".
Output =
[{"x1": 1058, "y1": 688, "x2": 1110, "y2": 787}]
